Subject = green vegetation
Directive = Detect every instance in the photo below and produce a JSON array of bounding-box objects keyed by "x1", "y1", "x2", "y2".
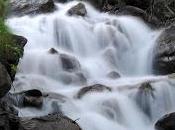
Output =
[
  {"x1": 0, "y1": 0, "x2": 23, "y2": 78},
  {"x1": 0, "y1": 0, "x2": 8, "y2": 18}
]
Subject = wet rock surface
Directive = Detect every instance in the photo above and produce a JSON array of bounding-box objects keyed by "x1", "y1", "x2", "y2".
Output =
[
  {"x1": 0, "y1": 63, "x2": 11, "y2": 98},
  {"x1": 19, "y1": 113, "x2": 82, "y2": 130},
  {"x1": 10, "y1": 0, "x2": 55, "y2": 16},
  {"x1": 0, "y1": 34, "x2": 27, "y2": 80},
  {"x1": 60, "y1": 53, "x2": 81, "y2": 72},
  {"x1": 76, "y1": 84, "x2": 112, "y2": 99},
  {"x1": 135, "y1": 82, "x2": 155, "y2": 118},
  {"x1": 84, "y1": 0, "x2": 175, "y2": 27},
  {"x1": 153, "y1": 25, "x2": 175, "y2": 75},
  {"x1": 67, "y1": 3, "x2": 87, "y2": 17},
  {"x1": 155, "y1": 112, "x2": 175, "y2": 130},
  {"x1": 107, "y1": 71, "x2": 120, "y2": 79}
]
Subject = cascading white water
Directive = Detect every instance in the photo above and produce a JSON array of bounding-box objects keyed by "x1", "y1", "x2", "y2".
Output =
[{"x1": 7, "y1": 1, "x2": 175, "y2": 130}]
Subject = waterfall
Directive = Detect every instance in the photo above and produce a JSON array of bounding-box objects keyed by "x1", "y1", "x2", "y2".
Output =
[{"x1": 7, "y1": 1, "x2": 175, "y2": 130}]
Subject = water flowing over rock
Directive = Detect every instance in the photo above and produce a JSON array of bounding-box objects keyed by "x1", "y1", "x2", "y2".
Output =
[
  {"x1": 76, "y1": 84, "x2": 112, "y2": 99},
  {"x1": 60, "y1": 53, "x2": 81, "y2": 72},
  {"x1": 48, "y1": 48, "x2": 58, "y2": 54},
  {"x1": 107, "y1": 71, "x2": 120, "y2": 79},
  {"x1": 153, "y1": 25, "x2": 175, "y2": 75},
  {"x1": 7, "y1": 1, "x2": 175, "y2": 130},
  {"x1": 135, "y1": 82, "x2": 155, "y2": 118}
]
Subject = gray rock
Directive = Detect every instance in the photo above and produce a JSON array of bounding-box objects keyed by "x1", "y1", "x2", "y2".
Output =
[
  {"x1": 10, "y1": 0, "x2": 55, "y2": 16},
  {"x1": 19, "y1": 113, "x2": 82, "y2": 130},
  {"x1": 7, "y1": 89, "x2": 43, "y2": 108},
  {"x1": 48, "y1": 48, "x2": 58, "y2": 54},
  {"x1": 60, "y1": 53, "x2": 81, "y2": 72},
  {"x1": 0, "y1": 99, "x2": 19, "y2": 130},
  {"x1": 0, "y1": 63, "x2": 11, "y2": 98},
  {"x1": 107, "y1": 71, "x2": 120, "y2": 79},
  {"x1": 114, "y1": 6, "x2": 160, "y2": 28},
  {"x1": 153, "y1": 25, "x2": 175, "y2": 75},
  {"x1": 135, "y1": 82, "x2": 155, "y2": 118},
  {"x1": 23, "y1": 89, "x2": 43, "y2": 108},
  {"x1": 152, "y1": 0, "x2": 175, "y2": 24},
  {"x1": 76, "y1": 84, "x2": 112, "y2": 99},
  {"x1": 155, "y1": 112, "x2": 175, "y2": 130},
  {"x1": 0, "y1": 34, "x2": 27, "y2": 80},
  {"x1": 67, "y1": 3, "x2": 87, "y2": 17}
]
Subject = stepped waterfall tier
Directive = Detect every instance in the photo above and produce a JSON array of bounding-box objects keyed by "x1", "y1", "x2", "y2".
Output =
[{"x1": 5, "y1": 1, "x2": 175, "y2": 130}]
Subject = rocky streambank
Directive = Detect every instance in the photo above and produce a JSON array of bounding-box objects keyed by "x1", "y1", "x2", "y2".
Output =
[{"x1": 0, "y1": 38, "x2": 83, "y2": 130}]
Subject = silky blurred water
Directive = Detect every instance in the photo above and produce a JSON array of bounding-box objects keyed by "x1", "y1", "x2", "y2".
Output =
[{"x1": 7, "y1": 1, "x2": 175, "y2": 130}]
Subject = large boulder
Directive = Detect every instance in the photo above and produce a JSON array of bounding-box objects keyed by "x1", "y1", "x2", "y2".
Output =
[
  {"x1": 153, "y1": 25, "x2": 175, "y2": 75},
  {"x1": 115, "y1": 6, "x2": 160, "y2": 27},
  {"x1": 9, "y1": 0, "x2": 55, "y2": 16},
  {"x1": 0, "y1": 100, "x2": 19, "y2": 130},
  {"x1": 19, "y1": 113, "x2": 82, "y2": 130},
  {"x1": 151, "y1": 0, "x2": 175, "y2": 25},
  {"x1": 67, "y1": 3, "x2": 87, "y2": 17},
  {"x1": 0, "y1": 103, "x2": 82, "y2": 130},
  {"x1": 124, "y1": 0, "x2": 150, "y2": 10},
  {"x1": 87, "y1": 0, "x2": 150, "y2": 11},
  {"x1": 76, "y1": 84, "x2": 112, "y2": 99},
  {"x1": 0, "y1": 63, "x2": 11, "y2": 98},
  {"x1": 155, "y1": 112, "x2": 175, "y2": 130},
  {"x1": 0, "y1": 34, "x2": 27, "y2": 80}
]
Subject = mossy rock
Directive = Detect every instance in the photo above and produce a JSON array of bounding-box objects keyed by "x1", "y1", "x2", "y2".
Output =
[{"x1": 0, "y1": 19, "x2": 27, "y2": 80}]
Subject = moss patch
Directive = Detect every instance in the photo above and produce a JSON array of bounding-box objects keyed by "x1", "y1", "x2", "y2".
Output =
[{"x1": 0, "y1": 0, "x2": 24, "y2": 79}]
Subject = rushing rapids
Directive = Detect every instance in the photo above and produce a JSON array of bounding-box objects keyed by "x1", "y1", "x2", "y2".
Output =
[{"x1": 6, "y1": 1, "x2": 175, "y2": 130}]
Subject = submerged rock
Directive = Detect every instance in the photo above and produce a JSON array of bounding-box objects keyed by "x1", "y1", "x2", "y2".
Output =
[
  {"x1": 10, "y1": 0, "x2": 55, "y2": 16},
  {"x1": 60, "y1": 53, "x2": 81, "y2": 72},
  {"x1": 76, "y1": 84, "x2": 112, "y2": 99},
  {"x1": 67, "y1": 3, "x2": 87, "y2": 17},
  {"x1": 155, "y1": 112, "x2": 175, "y2": 130},
  {"x1": 19, "y1": 113, "x2": 82, "y2": 130},
  {"x1": 0, "y1": 63, "x2": 11, "y2": 98},
  {"x1": 107, "y1": 71, "x2": 120, "y2": 79},
  {"x1": 135, "y1": 82, "x2": 155, "y2": 118},
  {"x1": 153, "y1": 25, "x2": 175, "y2": 75},
  {"x1": 58, "y1": 72, "x2": 87, "y2": 85}
]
